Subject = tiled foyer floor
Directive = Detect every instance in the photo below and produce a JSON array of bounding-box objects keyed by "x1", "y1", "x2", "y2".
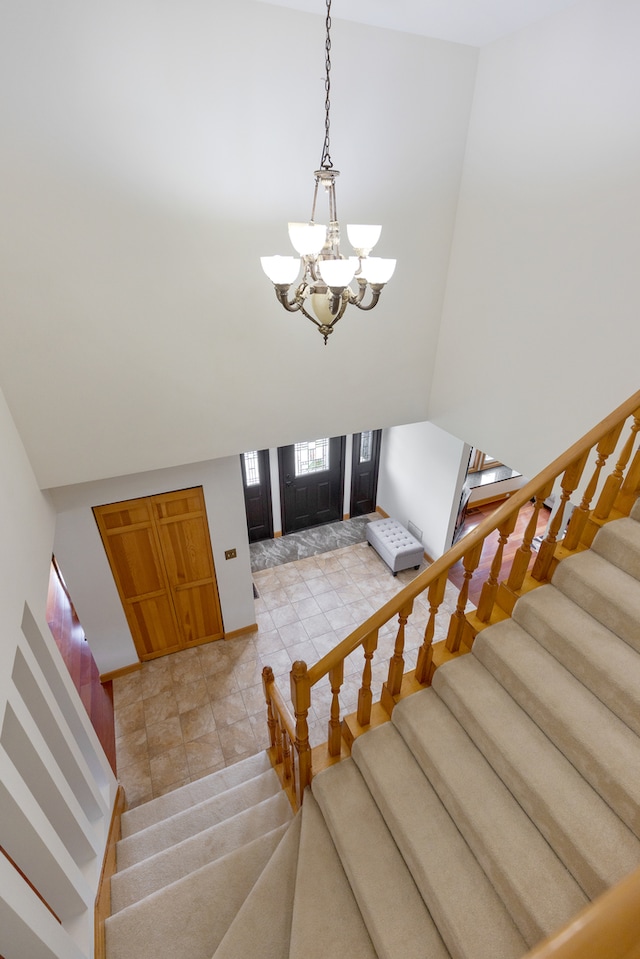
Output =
[{"x1": 113, "y1": 539, "x2": 460, "y2": 809}]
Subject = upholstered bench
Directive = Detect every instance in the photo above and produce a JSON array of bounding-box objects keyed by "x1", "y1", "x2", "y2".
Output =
[{"x1": 366, "y1": 518, "x2": 424, "y2": 575}]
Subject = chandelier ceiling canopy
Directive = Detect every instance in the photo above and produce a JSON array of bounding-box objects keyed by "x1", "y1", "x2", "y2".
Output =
[{"x1": 261, "y1": 0, "x2": 396, "y2": 344}]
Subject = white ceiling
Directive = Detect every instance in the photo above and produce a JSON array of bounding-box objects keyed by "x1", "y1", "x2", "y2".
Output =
[{"x1": 254, "y1": 0, "x2": 580, "y2": 47}]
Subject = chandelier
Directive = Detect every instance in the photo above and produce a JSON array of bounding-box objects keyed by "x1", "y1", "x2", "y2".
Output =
[{"x1": 260, "y1": 0, "x2": 396, "y2": 345}]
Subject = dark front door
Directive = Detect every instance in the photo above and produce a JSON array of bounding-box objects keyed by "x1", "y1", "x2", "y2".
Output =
[
  {"x1": 241, "y1": 450, "x2": 274, "y2": 542},
  {"x1": 350, "y1": 430, "x2": 382, "y2": 516},
  {"x1": 279, "y1": 437, "x2": 346, "y2": 534}
]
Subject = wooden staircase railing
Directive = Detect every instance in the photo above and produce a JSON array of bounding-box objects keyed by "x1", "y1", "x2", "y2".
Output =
[
  {"x1": 262, "y1": 390, "x2": 640, "y2": 809},
  {"x1": 522, "y1": 862, "x2": 640, "y2": 959}
]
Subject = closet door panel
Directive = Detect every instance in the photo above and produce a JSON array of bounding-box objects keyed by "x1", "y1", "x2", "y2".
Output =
[
  {"x1": 93, "y1": 498, "x2": 182, "y2": 661},
  {"x1": 152, "y1": 488, "x2": 224, "y2": 647},
  {"x1": 129, "y1": 594, "x2": 183, "y2": 658}
]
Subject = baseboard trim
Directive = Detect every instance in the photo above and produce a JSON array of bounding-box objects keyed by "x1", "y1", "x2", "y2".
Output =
[
  {"x1": 376, "y1": 506, "x2": 389, "y2": 518},
  {"x1": 99, "y1": 662, "x2": 142, "y2": 685},
  {"x1": 225, "y1": 623, "x2": 258, "y2": 641},
  {"x1": 468, "y1": 492, "x2": 513, "y2": 511},
  {"x1": 95, "y1": 785, "x2": 126, "y2": 959}
]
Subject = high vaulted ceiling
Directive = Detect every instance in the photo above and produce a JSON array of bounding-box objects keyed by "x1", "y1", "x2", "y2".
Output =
[{"x1": 253, "y1": 0, "x2": 580, "y2": 46}]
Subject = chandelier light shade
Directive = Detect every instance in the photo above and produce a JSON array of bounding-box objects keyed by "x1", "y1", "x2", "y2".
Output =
[{"x1": 260, "y1": 0, "x2": 396, "y2": 344}]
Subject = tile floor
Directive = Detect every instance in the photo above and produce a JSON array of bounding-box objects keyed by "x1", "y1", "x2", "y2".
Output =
[{"x1": 113, "y1": 539, "x2": 460, "y2": 808}]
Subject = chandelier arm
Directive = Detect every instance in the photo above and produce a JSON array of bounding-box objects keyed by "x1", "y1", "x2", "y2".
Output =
[
  {"x1": 274, "y1": 286, "x2": 304, "y2": 313},
  {"x1": 310, "y1": 176, "x2": 321, "y2": 224},
  {"x1": 349, "y1": 286, "x2": 383, "y2": 312}
]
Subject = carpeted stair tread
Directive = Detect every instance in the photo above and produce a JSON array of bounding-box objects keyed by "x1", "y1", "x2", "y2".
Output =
[
  {"x1": 120, "y1": 751, "x2": 273, "y2": 838},
  {"x1": 116, "y1": 768, "x2": 282, "y2": 869},
  {"x1": 513, "y1": 584, "x2": 640, "y2": 736},
  {"x1": 474, "y1": 623, "x2": 640, "y2": 837},
  {"x1": 312, "y1": 757, "x2": 451, "y2": 959},
  {"x1": 288, "y1": 790, "x2": 378, "y2": 959},
  {"x1": 105, "y1": 823, "x2": 289, "y2": 959},
  {"x1": 353, "y1": 721, "x2": 527, "y2": 959},
  {"x1": 432, "y1": 653, "x2": 640, "y2": 899},
  {"x1": 111, "y1": 791, "x2": 293, "y2": 913},
  {"x1": 551, "y1": 549, "x2": 640, "y2": 651},
  {"x1": 392, "y1": 689, "x2": 587, "y2": 947},
  {"x1": 212, "y1": 812, "x2": 301, "y2": 959},
  {"x1": 591, "y1": 514, "x2": 640, "y2": 582}
]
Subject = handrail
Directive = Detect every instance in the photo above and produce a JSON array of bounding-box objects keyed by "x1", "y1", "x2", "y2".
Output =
[
  {"x1": 309, "y1": 390, "x2": 640, "y2": 686},
  {"x1": 263, "y1": 389, "x2": 640, "y2": 807},
  {"x1": 522, "y1": 864, "x2": 640, "y2": 959}
]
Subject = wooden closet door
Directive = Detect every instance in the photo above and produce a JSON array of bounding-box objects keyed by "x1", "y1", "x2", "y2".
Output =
[
  {"x1": 93, "y1": 487, "x2": 224, "y2": 661},
  {"x1": 93, "y1": 497, "x2": 183, "y2": 660},
  {"x1": 152, "y1": 488, "x2": 224, "y2": 648}
]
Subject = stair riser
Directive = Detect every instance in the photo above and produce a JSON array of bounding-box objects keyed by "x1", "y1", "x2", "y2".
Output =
[
  {"x1": 117, "y1": 770, "x2": 282, "y2": 870},
  {"x1": 392, "y1": 689, "x2": 587, "y2": 947},
  {"x1": 474, "y1": 629, "x2": 640, "y2": 839},
  {"x1": 513, "y1": 586, "x2": 640, "y2": 737},
  {"x1": 352, "y1": 722, "x2": 526, "y2": 959},
  {"x1": 552, "y1": 552, "x2": 640, "y2": 653},
  {"x1": 433, "y1": 653, "x2": 640, "y2": 899},
  {"x1": 591, "y1": 518, "x2": 640, "y2": 582}
]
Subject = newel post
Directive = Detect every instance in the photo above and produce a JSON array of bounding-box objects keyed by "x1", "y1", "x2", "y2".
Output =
[{"x1": 290, "y1": 660, "x2": 312, "y2": 801}]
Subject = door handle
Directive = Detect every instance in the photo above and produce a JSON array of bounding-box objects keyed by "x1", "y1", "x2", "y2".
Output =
[{"x1": 285, "y1": 474, "x2": 293, "y2": 487}]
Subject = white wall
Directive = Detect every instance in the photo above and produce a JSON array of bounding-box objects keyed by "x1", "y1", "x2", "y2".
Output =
[
  {"x1": 376, "y1": 421, "x2": 468, "y2": 559},
  {"x1": 50, "y1": 456, "x2": 255, "y2": 676},
  {"x1": 0, "y1": 0, "x2": 478, "y2": 490},
  {"x1": 0, "y1": 386, "x2": 117, "y2": 958},
  {"x1": 429, "y1": 0, "x2": 640, "y2": 480}
]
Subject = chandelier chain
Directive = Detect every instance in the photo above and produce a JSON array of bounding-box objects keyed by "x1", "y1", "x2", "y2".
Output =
[{"x1": 319, "y1": 0, "x2": 333, "y2": 170}]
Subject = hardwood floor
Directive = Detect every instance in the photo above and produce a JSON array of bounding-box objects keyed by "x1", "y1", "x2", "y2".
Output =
[
  {"x1": 448, "y1": 499, "x2": 550, "y2": 607},
  {"x1": 46, "y1": 559, "x2": 117, "y2": 773}
]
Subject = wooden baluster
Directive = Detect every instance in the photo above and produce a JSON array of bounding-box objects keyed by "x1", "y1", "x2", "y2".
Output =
[
  {"x1": 594, "y1": 410, "x2": 640, "y2": 520},
  {"x1": 327, "y1": 661, "x2": 345, "y2": 757},
  {"x1": 290, "y1": 734, "x2": 297, "y2": 800},
  {"x1": 617, "y1": 447, "x2": 640, "y2": 515},
  {"x1": 290, "y1": 660, "x2": 312, "y2": 803},
  {"x1": 505, "y1": 482, "x2": 554, "y2": 592},
  {"x1": 563, "y1": 423, "x2": 624, "y2": 549},
  {"x1": 415, "y1": 573, "x2": 448, "y2": 685},
  {"x1": 262, "y1": 666, "x2": 277, "y2": 752},
  {"x1": 446, "y1": 541, "x2": 483, "y2": 652},
  {"x1": 274, "y1": 714, "x2": 284, "y2": 765},
  {"x1": 281, "y1": 725, "x2": 292, "y2": 783},
  {"x1": 357, "y1": 630, "x2": 379, "y2": 727},
  {"x1": 476, "y1": 511, "x2": 518, "y2": 623},
  {"x1": 532, "y1": 452, "x2": 589, "y2": 582},
  {"x1": 386, "y1": 601, "x2": 413, "y2": 697}
]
